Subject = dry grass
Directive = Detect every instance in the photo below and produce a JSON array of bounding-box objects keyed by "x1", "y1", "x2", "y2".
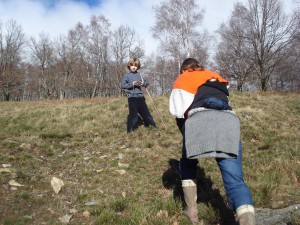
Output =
[{"x1": 0, "y1": 92, "x2": 299, "y2": 225}]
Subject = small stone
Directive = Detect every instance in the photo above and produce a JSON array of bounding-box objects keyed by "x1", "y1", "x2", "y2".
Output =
[
  {"x1": 8, "y1": 180, "x2": 24, "y2": 187},
  {"x1": 2, "y1": 164, "x2": 12, "y2": 168},
  {"x1": 51, "y1": 177, "x2": 64, "y2": 194},
  {"x1": 84, "y1": 202, "x2": 97, "y2": 206},
  {"x1": 58, "y1": 214, "x2": 72, "y2": 224},
  {"x1": 0, "y1": 168, "x2": 12, "y2": 173},
  {"x1": 99, "y1": 155, "x2": 109, "y2": 159},
  {"x1": 118, "y1": 153, "x2": 124, "y2": 159},
  {"x1": 70, "y1": 209, "x2": 77, "y2": 214},
  {"x1": 82, "y1": 210, "x2": 90, "y2": 218},
  {"x1": 118, "y1": 162, "x2": 129, "y2": 168},
  {"x1": 115, "y1": 170, "x2": 126, "y2": 175}
]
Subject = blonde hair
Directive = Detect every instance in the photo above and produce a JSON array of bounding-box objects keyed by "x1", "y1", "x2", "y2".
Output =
[
  {"x1": 180, "y1": 58, "x2": 204, "y2": 73},
  {"x1": 127, "y1": 57, "x2": 141, "y2": 70}
]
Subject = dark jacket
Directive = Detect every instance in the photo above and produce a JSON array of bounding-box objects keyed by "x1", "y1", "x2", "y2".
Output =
[
  {"x1": 176, "y1": 80, "x2": 231, "y2": 133},
  {"x1": 120, "y1": 71, "x2": 149, "y2": 98},
  {"x1": 189, "y1": 80, "x2": 231, "y2": 110}
]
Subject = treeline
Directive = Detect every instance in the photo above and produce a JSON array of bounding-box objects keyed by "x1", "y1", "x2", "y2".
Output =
[{"x1": 0, "y1": 0, "x2": 299, "y2": 101}]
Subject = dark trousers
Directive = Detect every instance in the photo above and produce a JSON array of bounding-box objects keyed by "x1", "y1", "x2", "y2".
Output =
[{"x1": 127, "y1": 97, "x2": 156, "y2": 132}]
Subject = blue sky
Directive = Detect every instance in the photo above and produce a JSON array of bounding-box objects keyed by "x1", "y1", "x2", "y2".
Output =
[
  {"x1": 53, "y1": 0, "x2": 102, "y2": 7},
  {"x1": 42, "y1": 0, "x2": 101, "y2": 8},
  {"x1": 74, "y1": 0, "x2": 101, "y2": 7},
  {"x1": 0, "y1": 0, "x2": 297, "y2": 55}
]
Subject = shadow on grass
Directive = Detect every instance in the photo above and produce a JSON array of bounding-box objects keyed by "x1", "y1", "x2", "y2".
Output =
[{"x1": 162, "y1": 158, "x2": 238, "y2": 225}]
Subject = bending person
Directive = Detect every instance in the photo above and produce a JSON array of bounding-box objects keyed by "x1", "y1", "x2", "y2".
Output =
[{"x1": 169, "y1": 58, "x2": 255, "y2": 225}]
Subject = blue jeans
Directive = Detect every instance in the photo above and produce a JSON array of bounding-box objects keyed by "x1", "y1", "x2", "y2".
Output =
[
  {"x1": 202, "y1": 97, "x2": 231, "y2": 110},
  {"x1": 216, "y1": 143, "x2": 254, "y2": 210}
]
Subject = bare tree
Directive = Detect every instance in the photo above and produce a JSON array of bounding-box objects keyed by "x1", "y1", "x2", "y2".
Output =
[
  {"x1": 55, "y1": 23, "x2": 87, "y2": 99},
  {"x1": 29, "y1": 33, "x2": 57, "y2": 99},
  {"x1": 216, "y1": 3, "x2": 255, "y2": 91},
  {"x1": 110, "y1": 25, "x2": 144, "y2": 96},
  {"x1": 0, "y1": 20, "x2": 26, "y2": 101},
  {"x1": 215, "y1": 0, "x2": 298, "y2": 91},
  {"x1": 151, "y1": 0, "x2": 206, "y2": 71},
  {"x1": 143, "y1": 55, "x2": 178, "y2": 96},
  {"x1": 246, "y1": 0, "x2": 297, "y2": 91},
  {"x1": 84, "y1": 15, "x2": 110, "y2": 98},
  {"x1": 273, "y1": 10, "x2": 300, "y2": 90}
]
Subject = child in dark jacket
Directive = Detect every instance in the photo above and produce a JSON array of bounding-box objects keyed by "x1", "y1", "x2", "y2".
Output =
[{"x1": 120, "y1": 58, "x2": 156, "y2": 132}]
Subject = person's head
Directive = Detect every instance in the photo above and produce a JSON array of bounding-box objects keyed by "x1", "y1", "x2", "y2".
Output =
[
  {"x1": 180, "y1": 58, "x2": 204, "y2": 74},
  {"x1": 127, "y1": 57, "x2": 141, "y2": 72}
]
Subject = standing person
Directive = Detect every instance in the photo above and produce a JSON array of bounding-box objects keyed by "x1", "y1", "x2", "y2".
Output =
[
  {"x1": 169, "y1": 58, "x2": 255, "y2": 224},
  {"x1": 120, "y1": 57, "x2": 156, "y2": 133}
]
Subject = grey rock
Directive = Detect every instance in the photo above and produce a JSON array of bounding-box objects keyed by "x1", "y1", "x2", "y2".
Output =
[
  {"x1": 84, "y1": 201, "x2": 97, "y2": 206},
  {"x1": 256, "y1": 204, "x2": 300, "y2": 225}
]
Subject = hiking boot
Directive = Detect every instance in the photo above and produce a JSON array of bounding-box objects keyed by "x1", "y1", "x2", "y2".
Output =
[
  {"x1": 236, "y1": 205, "x2": 255, "y2": 225},
  {"x1": 182, "y1": 179, "x2": 199, "y2": 224}
]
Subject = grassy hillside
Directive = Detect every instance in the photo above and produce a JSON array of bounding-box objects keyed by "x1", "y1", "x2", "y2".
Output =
[{"x1": 0, "y1": 92, "x2": 299, "y2": 225}]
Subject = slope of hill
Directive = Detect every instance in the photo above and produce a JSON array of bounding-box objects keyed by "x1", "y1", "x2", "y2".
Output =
[{"x1": 0, "y1": 92, "x2": 299, "y2": 224}]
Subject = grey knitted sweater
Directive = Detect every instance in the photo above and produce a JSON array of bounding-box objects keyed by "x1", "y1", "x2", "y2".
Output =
[{"x1": 184, "y1": 108, "x2": 240, "y2": 159}]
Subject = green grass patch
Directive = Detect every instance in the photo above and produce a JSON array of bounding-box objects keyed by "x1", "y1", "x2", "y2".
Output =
[{"x1": 0, "y1": 93, "x2": 299, "y2": 224}]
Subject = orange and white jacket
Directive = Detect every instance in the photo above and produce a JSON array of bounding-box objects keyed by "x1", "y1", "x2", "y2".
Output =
[{"x1": 169, "y1": 70, "x2": 228, "y2": 118}]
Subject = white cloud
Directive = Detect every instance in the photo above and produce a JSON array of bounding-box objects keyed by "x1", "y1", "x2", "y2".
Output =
[
  {"x1": 0, "y1": 0, "x2": 296, "y2": 55},
  {"x1": 0, "y1": 0, "x2": 92, "y2": 37}
]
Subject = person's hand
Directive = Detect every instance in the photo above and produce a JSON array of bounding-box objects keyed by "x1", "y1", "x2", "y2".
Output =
[
  {"x1": 133, "y1": 81, "x2": 139, "y2": 86},
  {"x1": 139, "y1": 81, "x2": 144, "y2": 86}
]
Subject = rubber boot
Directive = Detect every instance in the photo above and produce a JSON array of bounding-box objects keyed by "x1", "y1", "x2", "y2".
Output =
[
  {"x1": 182, "y1": 179, "x2": 199, "y2": 224},
  {"x1": 236, "y1": 205, "x2": 256, "y2": 225}
]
